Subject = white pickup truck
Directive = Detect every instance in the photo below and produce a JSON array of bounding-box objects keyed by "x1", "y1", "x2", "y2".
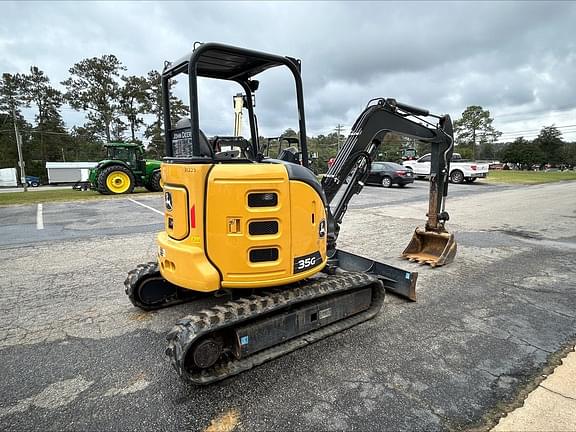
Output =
[{"x1": 402, "y1": 153, "x2": 490, "y2": 184}]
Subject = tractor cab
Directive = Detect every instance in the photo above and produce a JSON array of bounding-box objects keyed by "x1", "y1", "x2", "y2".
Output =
[
  {"x1": 104, "y1": 142, "x2": 144, "y2": 171},
  {"x1": 401, "y1": 147, "x2": 417, "y2": 161}
]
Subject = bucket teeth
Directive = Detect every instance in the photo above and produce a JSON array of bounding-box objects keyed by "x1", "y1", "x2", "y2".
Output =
[{"x1": 401, "y1": 227, "x2": 457, "y2": 267}]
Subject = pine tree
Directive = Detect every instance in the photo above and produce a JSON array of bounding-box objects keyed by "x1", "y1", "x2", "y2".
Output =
[
  {"x1": 454, "y1": 106, "x2": 501, "y2": 159},
  {"x1": 120, "y1": 75, "x2": 149, "y2": 142},
  {"x1": 62, "y1": 55, "x2": 127, "y2": 142},
  {"x1": 0, "y1": 73, "x2": 31, "y2": 177},
  {"x1": 143, "y1": 70, "x2": 189, "y2": 157},
  {"x1": 20, "y1": 66, "x2": 64, "y2": 164}
]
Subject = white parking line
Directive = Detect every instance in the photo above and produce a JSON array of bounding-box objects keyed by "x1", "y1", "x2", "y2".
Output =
[
  {"x1": 36, "y1": 204, "x2": 44, "y2": 230},
  {"x1": 128, "y1": 198, "x2": 164, "y2": 216}
]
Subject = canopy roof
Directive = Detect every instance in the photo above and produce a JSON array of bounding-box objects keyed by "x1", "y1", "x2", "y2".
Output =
[{"x1": 162, "y1": 42, "x2": 299, "y2": 80}]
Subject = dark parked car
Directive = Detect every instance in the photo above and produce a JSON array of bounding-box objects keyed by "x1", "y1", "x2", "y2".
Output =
[
  {"x1": 367, "y1": 161, "x2": 414, "y2": 188},
  {"x1": 25, "y1": 175, "x2": 40, "y2": 187}
]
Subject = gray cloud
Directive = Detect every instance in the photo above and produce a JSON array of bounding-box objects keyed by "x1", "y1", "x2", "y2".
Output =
[{"x1": 1, "y1": 1, "x2": 575, "y2": 141}]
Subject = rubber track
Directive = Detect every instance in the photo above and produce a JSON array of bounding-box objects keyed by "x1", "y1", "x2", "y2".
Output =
[
  {"x1": 165, "y1": 272, "x2": 385, "y2": 385},
  {"x1": 124, "y1": 262, "x2": 186, "y2": 311}
]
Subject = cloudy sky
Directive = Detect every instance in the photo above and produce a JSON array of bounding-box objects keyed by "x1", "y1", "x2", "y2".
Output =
[{"x1": 2, "y1": 1, "x2": 576, "y2": 142}]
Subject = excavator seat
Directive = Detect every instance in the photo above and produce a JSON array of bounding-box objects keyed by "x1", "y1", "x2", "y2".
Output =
[{"x1": 278, "y1": 146, "x2": 300, "y2": 164}]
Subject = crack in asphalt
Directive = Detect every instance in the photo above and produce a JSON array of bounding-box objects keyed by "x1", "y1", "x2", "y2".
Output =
[{"x1": 539, "y1": 384, "x2": 576, "y2": 401}]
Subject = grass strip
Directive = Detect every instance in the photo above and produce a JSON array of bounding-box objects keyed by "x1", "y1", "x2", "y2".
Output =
[
  {"x1": 0, "y1": 188, "x2": 160, "y2": 206},
  {"x1": 485, "y1": 170, "x2": 576, "y2": 184}
]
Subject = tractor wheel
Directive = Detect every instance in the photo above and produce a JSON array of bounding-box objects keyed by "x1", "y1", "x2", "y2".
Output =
[
  {"x1": 98, "y1": 165, "x2": 135, "y2": 194},
  {"x1": 149, "y1": 171, "x2": 163, "y2": 192}
]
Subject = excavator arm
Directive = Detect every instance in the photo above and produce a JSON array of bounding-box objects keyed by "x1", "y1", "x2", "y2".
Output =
[{"x1": 321, "y1": 98, "x2": 456, "y2": 266}]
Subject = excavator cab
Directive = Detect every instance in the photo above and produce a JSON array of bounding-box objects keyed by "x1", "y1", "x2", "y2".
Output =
[{"x1": 159, "y1": 44, "x2": 326, "y2": 293}]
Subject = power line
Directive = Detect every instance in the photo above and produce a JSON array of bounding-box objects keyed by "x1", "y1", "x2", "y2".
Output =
[
  {"x1": 494, "y1": 105, "x2": 576, "y2": 119},
  {"x1": 498, "y1": 130, "x2": 576, "y2": 140},
  {"x1": 495, "y1": 132, "x2": 576, "y2": 143},
  {"x1": 496, "y1": 128, "x2": 576, "y2": 140},
  {"x1": 498, "y1": 123, "x2": 576, "y2": 136}
]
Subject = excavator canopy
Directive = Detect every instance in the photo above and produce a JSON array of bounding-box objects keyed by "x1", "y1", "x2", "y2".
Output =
[
  {"x1": 162, "y1": 43, "x2": 298, "y2": 80},
  {"x1": 161, "y1": 42, "x2": 308, "y2": 166}
]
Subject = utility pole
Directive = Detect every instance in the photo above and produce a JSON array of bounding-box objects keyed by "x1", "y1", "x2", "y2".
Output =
[
  {"x1": 335, "y1": 123, "x2": 344, "y2": 152},
  {"x1": 472, "y1": 128, "x2": 476, "y2": 160},
  {"x1": 12, "y1": 108, "x2": 27, "y2": 192}
]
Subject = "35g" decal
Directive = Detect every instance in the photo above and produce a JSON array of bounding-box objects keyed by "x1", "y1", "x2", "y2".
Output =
[{"x1": 293, "y1": 251, "x2": 322, "y2": 274}]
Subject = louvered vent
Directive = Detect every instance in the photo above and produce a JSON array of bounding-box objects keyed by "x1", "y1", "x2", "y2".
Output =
[
  {"x1": 248, "y1": 192, "x2": 278, "y2": 207},
  {"x1": 249, "y1": 221, "x2": 279, "y2": 235},
  {"x1": 249, "y1": 248, "x2": 279, "y2": 262}
]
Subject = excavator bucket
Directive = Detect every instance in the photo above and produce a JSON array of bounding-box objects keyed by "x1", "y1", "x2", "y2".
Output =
[{"x1": 401, "y1": 227, "x2": 457, "y2": 267}]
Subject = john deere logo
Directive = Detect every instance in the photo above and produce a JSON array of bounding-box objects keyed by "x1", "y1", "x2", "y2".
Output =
[{"x1": 164, "y1": 192, "x2": 173, "y2": 211}]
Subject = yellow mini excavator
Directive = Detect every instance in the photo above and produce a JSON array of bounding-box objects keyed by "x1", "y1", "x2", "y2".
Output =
[{"x1": 125, "y1": 43, "x2": 456, "y2": 385}]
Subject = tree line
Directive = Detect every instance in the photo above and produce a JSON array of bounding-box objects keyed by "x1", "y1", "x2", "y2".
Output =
[
  {"x1": 0, "y1": 56, "x2": 189, "y2": 179},
  {"x1": 452, "y1": 105, "x2": 576, "y2": 168},
  {"x1": 0, "y1": 54, "x2": 356, "y2": 178},
  {"x1": 1, "y1": 54, "x2": 575, "y2": 181},
  {"x1": 303, "y1": 105, "x2": 575, "y2": 170},
  {"x1": 374, "y1": 105, "x2": 576, "y2": 169}
]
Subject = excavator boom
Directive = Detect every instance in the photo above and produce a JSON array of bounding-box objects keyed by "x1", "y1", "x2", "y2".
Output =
[{"x1": 320, "y1": 98, "x2": 456, "y2": 266}]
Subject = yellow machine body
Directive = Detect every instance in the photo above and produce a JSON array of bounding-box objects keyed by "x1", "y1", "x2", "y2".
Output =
[{"x1": 157, "y1": 162, "x2": 328, "y2": 291}]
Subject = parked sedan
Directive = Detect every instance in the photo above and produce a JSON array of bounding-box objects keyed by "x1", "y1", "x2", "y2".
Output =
[{"x1": 367, "y1": 161, "x2": 414, "y2": 188}]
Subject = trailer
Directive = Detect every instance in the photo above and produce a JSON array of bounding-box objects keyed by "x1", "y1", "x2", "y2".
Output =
[
  {"x1": 45, "y1": 162, "x2": 98, "y2": 184},
  {"x1": 0, "y1": 168, "x2": 18, "y2": 187}
]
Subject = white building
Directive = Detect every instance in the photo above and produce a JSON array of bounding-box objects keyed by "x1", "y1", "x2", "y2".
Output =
[{"x1": 45, "y1": 162, "x2": 98, "y2": 184}]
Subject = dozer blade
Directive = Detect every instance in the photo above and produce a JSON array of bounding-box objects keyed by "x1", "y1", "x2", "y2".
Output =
[
  {"x1": 401, "y1": 227, "x2": 457, "y2": 267},
  {"x1": 329, "y1": 249, "x2": 418, "y2": 301}
]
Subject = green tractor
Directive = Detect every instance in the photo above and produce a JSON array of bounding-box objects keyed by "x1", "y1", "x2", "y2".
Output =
[{"x1": 88, "y1": 142, "x2": 162, "y2": 194}]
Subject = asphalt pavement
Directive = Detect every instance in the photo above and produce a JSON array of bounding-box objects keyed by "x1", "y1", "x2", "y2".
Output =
[{"x1": 0, "y1": 179, "x2": 574, "y2": 431}]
